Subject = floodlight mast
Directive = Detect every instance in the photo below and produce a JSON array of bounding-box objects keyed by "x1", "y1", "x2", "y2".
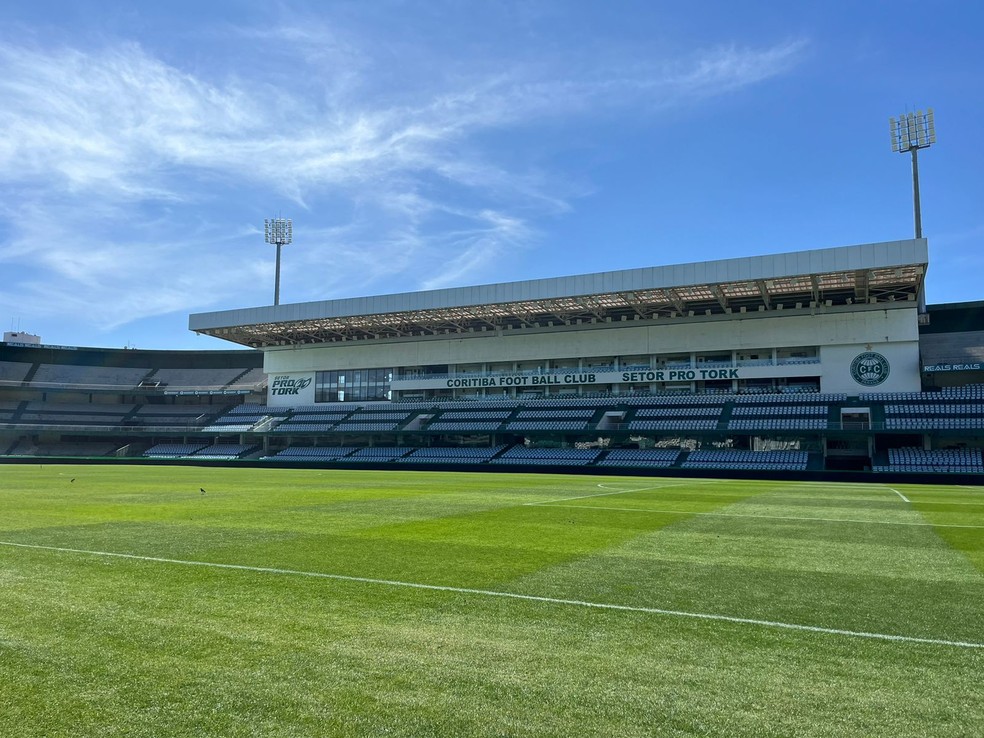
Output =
[
  {"x1": 264, "y1": 218, "x2": 293, "y2": 306},
  {"x1": 889, "y1": 109, "x2": 936, "y2": 239}
]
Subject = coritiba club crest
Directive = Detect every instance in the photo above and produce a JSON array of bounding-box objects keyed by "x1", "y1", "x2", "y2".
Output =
[{"x1": 850, "y1": 352, "x2": 890, "y2": 387}]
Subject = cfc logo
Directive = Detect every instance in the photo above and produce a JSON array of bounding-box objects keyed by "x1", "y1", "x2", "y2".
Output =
[{"x1": 850, "y1": 352, "x2": 890, "y2": 387}]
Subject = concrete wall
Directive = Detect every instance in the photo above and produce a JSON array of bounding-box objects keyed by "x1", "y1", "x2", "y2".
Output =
[
  {"x1": 820, "y1": 343, "x2": 919, "y2": 394},
  {"x1": 264, "y1": 305, "x2": 917, "y2": 370}
]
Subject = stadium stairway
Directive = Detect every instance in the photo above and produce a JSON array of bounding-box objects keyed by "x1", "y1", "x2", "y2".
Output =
[
  {"x1": 19, "y1": 363, "x2": 41, "y2": 387},
  {"x1": 588, "y1": 407, "x2": 608, "y2": 429},
  {"x1": 869, "y1": 403, "x2": 887, "y2": 428},
  {"x1": 487, "y1": 445, "x2": 512, "y2": 461},
  {"x1": 716, "y1": 403, "x2": 735, "y2": 430},
  {"x1": 6, "y1": 439, "x2": 37, "y2": 455},
  {"x1": 138, "y1": 368, "x2": 161, "y2": 386},
  {"x1": 224, "y1": 366, "x2": 257, "y2": 388},
  {"x1": 12, "y1": 400, "x2": 29, "y2": 422}
]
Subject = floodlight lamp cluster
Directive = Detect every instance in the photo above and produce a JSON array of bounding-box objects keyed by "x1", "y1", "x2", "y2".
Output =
[
  {"x1": 264, "y1": 218, "x2": 293, "y2": 246},
  {"x1": 890, "y1": 109, "x2": 935, "y2": 153}
]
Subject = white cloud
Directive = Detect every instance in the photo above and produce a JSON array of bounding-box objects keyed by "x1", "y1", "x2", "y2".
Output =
[
  {"x1": 420, "y1": 210, "x2": 533, "y2": 291},
  {"x1": 664, "y1": 40, "x2": 808, "y2": 97},
  {"x1": 0, "y1": 202, "x2": 269, "y2": 330},
  {"x1": 0, "y1": 30, "x2": 806, "y2": 337}
]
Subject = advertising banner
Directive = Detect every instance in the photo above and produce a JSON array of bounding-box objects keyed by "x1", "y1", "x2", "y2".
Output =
[{"x1": 267, "y1": 373, "x2": 315, "y2": 406}]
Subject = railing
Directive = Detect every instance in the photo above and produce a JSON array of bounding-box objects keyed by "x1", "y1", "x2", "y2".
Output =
[
  {"x1": 0, "y1": 421, "x2": 211, "y2": 433},
  {"x1": 398, "y1": 357, "x2": 823, "y2": 382},
  {"x1": 2, "y1": 416, "x2": 978, "y2": 436},
  {"x1": 0, "y1": 379, "x2": 265, "y2": 392},
  {"x1": 778, "y1": 357, "x2": 821, "y2": 365}
]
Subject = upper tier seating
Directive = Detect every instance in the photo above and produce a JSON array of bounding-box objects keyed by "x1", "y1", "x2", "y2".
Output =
[
  {"x1": 30, "y1": 365, "x2": 149, "y2": 389},
  {"x1": 17, "y1": 402, "x2": 135, "y2": 427},
  {"x1": 0, "y1": 361, "x2": 33, "y2": 384}
]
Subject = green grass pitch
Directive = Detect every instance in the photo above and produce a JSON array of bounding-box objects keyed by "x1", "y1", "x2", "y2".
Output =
[{"x1": 1, "y1": 465, "x2": 981, "y2": 737}]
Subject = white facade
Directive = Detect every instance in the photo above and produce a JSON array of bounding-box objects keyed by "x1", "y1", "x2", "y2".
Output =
[{"x1": 263, "y1": 305, "x2": 921, "y2": 405}]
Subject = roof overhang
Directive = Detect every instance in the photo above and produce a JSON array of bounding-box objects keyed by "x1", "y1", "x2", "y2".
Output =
[{"x1": 189, "y1": 239, "x2": 928, "y2": 348}]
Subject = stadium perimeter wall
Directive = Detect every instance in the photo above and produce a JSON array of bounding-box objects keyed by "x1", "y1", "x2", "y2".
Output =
[{"x1": 1, "y1": 454, "x2": 978, "y2": 486}]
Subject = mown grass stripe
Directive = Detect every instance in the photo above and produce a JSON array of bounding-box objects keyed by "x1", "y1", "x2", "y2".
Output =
[
  {"x1": 530, "y1": 503, "x2": 984, "y2": 528},
  {"x1": 529, "y1": 482, "x2": 691, "y2": 505},
  {"x1": 2, "y1": 539, "x2": 981, "y2": 650}
]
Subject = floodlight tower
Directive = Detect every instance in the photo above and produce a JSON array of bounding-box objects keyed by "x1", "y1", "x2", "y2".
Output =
[
  {"x1": 890, "y1": 109, "x2": 936, "y2": 239},
  {"x1": 264, "y1": 217, "x2": 292, "y2": 306}
]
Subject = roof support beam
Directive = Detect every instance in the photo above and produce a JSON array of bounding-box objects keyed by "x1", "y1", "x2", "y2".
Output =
[
  {"x1": 756, "y1": 280, "x2": 772, "y2": 309},
  {"x1": 855, "y1": 270, "x2": 870, "y2": 303},
  {"x1": 666, "y1": 288, "x2": 686, "y2": 315},
  {"x1": 709, "y1": 285, "x2": 729, "y2": 311}
]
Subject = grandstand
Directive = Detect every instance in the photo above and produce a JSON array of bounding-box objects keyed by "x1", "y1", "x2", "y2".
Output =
[{"x1": 2, "y1": 239, "x2": 983, "y2": 480}]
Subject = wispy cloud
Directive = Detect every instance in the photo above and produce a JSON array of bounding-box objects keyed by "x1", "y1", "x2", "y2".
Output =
[
  {"x1": 0, "y1": 26, "x2": 806, "y2": 337},
  {"x1": 0, "y1": 199, "x2": 268, "y2": 329}
]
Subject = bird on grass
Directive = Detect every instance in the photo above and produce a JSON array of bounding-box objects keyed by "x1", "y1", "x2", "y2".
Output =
[
  {"x1": 70, "y1": 478, "x2": 76, "y2": 483},
  {"x1": 200, "y1": 488, "x2": 206, "y2": 495}
]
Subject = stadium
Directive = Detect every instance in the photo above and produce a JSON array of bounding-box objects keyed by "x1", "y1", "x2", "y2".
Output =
[
  {"x1": 2, "y1": 235, "x2": 982, "y2": 480},
  {"x1": 3, "y1": 237, "x2": 983, "y2": 736},
  {"x1": 3, "y1": 4, "x2": 982, "y2": 734}
]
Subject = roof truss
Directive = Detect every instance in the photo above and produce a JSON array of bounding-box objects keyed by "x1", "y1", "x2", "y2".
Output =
[{"x1": 196, "y1": 264, "x2": 927, "y2": 347}]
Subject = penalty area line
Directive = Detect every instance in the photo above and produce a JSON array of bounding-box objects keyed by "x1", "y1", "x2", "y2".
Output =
[
  {"x1": 889, "y1": 488, "x2": 910, "y2": 503},
  {"x1": 1, "y1": 540, "x2": 981, "y2": 650}
]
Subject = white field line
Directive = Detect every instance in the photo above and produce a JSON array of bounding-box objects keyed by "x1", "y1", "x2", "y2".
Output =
[
  {"x1": 596, "y1": 483, "x2": 669, "y2": 493},
  {"x1": 787, "y1": 482, "x2": 983, "y2": 496},
  {"x1": 531, "y1": 503, "x2": 984, "y2": 529},
  {"x1": 889, "y1": 488, "x2": 911, "y2": 503},
  {"x1": 905, "y1": 500, "x2": 984, "y2": 506},
  {"x1": 785, "y1": 482, "x2": 899, "y2": 489},
  {"x1": 526, "y1": 482, "x2": 692, "y2": 505},
  {"x1": 1, "y1": 540, "x2": 981, "y2": 650},
  {"x1": 528, "y1": 479, "x2": 730, "y2": 505}
]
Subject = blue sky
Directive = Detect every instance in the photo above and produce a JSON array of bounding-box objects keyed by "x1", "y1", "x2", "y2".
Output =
[{"x1": 0, "y1": 1, "x2": 980, "y2": 350}]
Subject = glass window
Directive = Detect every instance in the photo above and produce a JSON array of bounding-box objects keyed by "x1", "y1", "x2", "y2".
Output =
[{"x1": 315, "y1": 367, "x2": 394, "y2": 402}]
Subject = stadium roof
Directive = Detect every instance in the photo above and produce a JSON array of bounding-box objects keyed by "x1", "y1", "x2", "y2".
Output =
[{"x1": 190, "y1": 239, "x2": 928, "y2": 348}]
